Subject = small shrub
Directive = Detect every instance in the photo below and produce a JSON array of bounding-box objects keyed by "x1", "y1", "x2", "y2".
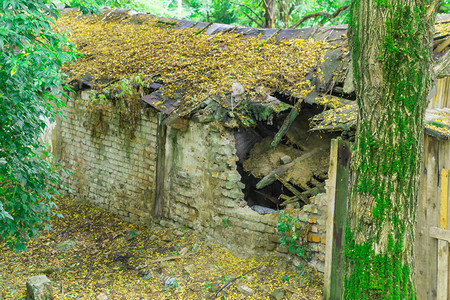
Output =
[{"x1": 277, "y1": 210, "x2": 311, "y2": 260}]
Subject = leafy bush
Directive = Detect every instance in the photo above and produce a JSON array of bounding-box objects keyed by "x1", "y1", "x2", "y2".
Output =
[
  {"x1": 0, "y1": 0, "x2": 77, "y2": 250},
  {"x1": 277, "y1": 210, "x2": 311, "y2": 259}
]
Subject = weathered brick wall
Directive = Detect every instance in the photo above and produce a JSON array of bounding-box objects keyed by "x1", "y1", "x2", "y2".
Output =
[
  {"x1": 161, "y1": 122, "x2": 328, "y2": 272},
  {"x1": 54, "y1": 92, "x2": 329, "y2": 272},
  {"x1": 54, "y1": 91, "x2": 158, "y2": 224}
]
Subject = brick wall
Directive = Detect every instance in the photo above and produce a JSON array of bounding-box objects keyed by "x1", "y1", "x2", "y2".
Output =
[
  {"x1": 160, "y1": 122, "x2": 328, "y2": 272},
  {"x1": 54, "y1": 91, "x2": 158, "y2": 223},
  {"x1": 54, "y1": 91, "x2": 329, "y2": 272}
]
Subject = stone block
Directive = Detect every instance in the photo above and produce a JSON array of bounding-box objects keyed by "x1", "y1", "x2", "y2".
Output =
[
  {"x1": 223, "y1": 199, "x2": 235, "y2": 208},
  {"x1": 297, "y1": 211, "x2": 309, "y2": 222},
  {"x1": 269, "y1": 235, "x2": 281, "y2": 243},
  {"x1": 307, "y1": 234, "x2": 321, "y2": 243},
  {"x1": 308, "y1": 216, "x2": 317, "y2": 224},
  {"x1": 247, "y1": 222, "x2": 266, "y2": 232},
  {"x1": 275, "y1": 245, "x2": 289, "y2": 253},
  {"x1": 280, "y1": 155, "x2": 292, "y2": 165},
  {"x1": 227, "y1": 190, "x2": 244, "y2": 199},
  {"x1": 225, "y1": 181, "x2": 237, "y2": 189},
  {"x1": 266, "y1": 243, "x2": 276, "y2": 251},
  {"x1": 310, "y1": 225, "x2": 319, "y2": 233},
  {"x1": 265, "y1": 225, "x2": 276, "y2": 234},
  {"x1": 302, "y1": 204, "x2": 319, "y2": 214},
  {"x1": 227, "y1": 172, "x2": 241, "y2": 182},
  {"x1": 81, "y1": 91, "x2": 90, "y2": 100},
  {"x1": 316, "y1": 216, "x2": 326, "y2": 226},
  {"x1": 26, "y1": 275, "x2": 54, "y2": 300}
]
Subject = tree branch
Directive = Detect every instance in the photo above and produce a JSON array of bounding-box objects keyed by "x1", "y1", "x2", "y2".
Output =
[
  {"x1": 229, "y1": 0, "x2": 263, "y2": 21},
  {"x1": 242, "y1": 10, "x2": 264, "y2": 27},
  {"x1": 290, "y1": 4, "x2": 350, "y2": 29}
]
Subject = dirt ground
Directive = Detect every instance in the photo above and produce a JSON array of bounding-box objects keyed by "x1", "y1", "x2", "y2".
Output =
[{"x1": 0, "y1": 197, "x2": 323, "y2": 299}]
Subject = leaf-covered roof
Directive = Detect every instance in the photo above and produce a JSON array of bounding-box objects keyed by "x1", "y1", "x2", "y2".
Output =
[
  {"x1": 57, "y1": 8, "x2": 450, "y2": 130},
  {"x1": 57, "y1": 9, "x2": 334, "y2": 127}
]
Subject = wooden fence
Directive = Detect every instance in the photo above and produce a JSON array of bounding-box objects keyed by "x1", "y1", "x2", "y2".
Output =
[{"x1": 324, "y1": 136, "x2": 450, "y2": 299}]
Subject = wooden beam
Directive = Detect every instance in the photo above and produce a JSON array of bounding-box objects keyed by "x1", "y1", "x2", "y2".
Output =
[
  {"x1": 430, "y1": 226, "x2": 450, "y2": 242},
  {"x1": 324, "y1": 139, "x2": 339, "y2": 300},
  {"x1": 324, "y1": 139, "x2": 351, "y2": 300},
  {"x1": 441, "y1": 169, "x2": 449, "y2": 229},
  {"x1": 437, "y1": 240, "x2": 449, "y2": 300},
  {"x1": 153, "y1": 112, "x2": 167, "y2": 218},
  {"x1": 435, "y1": 35, "x2": 450, "y2": 53},
  {"x1": 437, "y1": 168, "x2": 450, "y2": 300},
  {"x1": 271, "y1": 99, "x2": 303, "y2": 148}
]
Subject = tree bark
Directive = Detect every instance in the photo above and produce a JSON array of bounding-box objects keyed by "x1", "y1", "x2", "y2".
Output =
[
  {"x1": 345, "y1": 0, "x2": 438, "y2": 298},
  {"x1": 263, "y1": 0, "x2": 277, "y2": 28}
]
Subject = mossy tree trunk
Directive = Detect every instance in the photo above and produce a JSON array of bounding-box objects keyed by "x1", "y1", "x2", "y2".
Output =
[{"x1": 345, "y1": 0, "x2": 439, "y2": 298}]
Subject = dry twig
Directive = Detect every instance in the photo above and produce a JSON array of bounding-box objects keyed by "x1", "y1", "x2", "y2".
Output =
[{"x1": 210, "y1": 266, "x2": 261, "y2": 300}]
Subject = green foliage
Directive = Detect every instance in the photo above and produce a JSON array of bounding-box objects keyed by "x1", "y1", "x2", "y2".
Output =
[
  {"x1": 221, "y1": 217, "x2": 229, "y2": 228},
  {"x1": 59, "y1": 0, "x2": 139, "y2": 13},
  {"x1": 0, "y1": 0, "x2": 77, "y2": 250},
  {"x1": 82, "y1": 91, "x2": 113, "y2": 137},
  {"x1": 187, "y1": 0, "x2": 238, "y2": 24},
  {"x1": 57, "y1": 0, "x2": 353, "y2": 28},
  {"x1": 277, "y1": 210, "x2": 310, "y2": 259},
  {"x1": 440, "y1": 0, "x2": 450, "y2": 13},
  {"x1": 80, "y1": 77, "x2": 143, "y2": 138}
]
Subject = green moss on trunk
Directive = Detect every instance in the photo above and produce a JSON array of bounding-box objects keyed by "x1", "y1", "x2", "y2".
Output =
[{"x1": 345, "y1": 0, "x2": 437, "y2": 298}]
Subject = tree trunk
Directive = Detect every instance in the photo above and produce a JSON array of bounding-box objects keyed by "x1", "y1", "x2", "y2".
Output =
[
  {"x1": 278, "y1": 0, "x2": 290, "y2": 27},
  {"x1": 263, "y1": 0, "x2": 277, "y2": 28},
  {"x1": 345, "y1": 0, "x2": 438, "y2": 298}
]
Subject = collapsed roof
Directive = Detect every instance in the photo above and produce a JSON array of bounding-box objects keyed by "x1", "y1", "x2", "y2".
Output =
[{"x1": 57, "y1": 8, "x2": 450, "y2": 137}]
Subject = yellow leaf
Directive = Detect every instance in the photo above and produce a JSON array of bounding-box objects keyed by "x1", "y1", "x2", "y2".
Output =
[{"x1": 11, "y1": 64, "x2": 17, "y2": 76}]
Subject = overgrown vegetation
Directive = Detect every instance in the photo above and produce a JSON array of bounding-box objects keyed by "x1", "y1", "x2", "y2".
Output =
[
  {"x1": 80, "y1": 77, "x2": 143, "y2": 138},
  {"x1": 0, "y1": 1, "x2": 76, "y2": 250},
  {"x1": 277, "y1": 210, "x2": 311, "y2": 260}
]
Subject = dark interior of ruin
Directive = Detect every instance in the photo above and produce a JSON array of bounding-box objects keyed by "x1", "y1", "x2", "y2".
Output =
[{"x1": 234, "y1": 102, "x2": 340, "y2": 212}]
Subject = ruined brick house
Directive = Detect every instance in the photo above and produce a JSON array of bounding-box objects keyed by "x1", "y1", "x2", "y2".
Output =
[{"x1": 51, "y1": 8, "x2": 450, "y2": 274}]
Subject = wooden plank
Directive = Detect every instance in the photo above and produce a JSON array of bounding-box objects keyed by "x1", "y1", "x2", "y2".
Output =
[
  {"x1": 271, "y1": 99, "x2": 303, "y2": 148},
  {"x1": 436, "y1": 141, "x2": 450, "y2": 299},
  {"x1": 430, "y1": 226, "x2": 450, "y2": 242},
  {"x1": 415, "y1": 137, "x2": 430, "y2": 300},
  {"x1": 428, "y1": 136, "x2": 441, "y2": 299},
  {"x1": 437, "y1": 240, "x2": 449, "y2": 300},
  {"x1": 436, "y1": 36, "x2": 450, "y2": 53},
  {"x1": 324, "y1": 139, "x2": 338, "y2": 300},
  {"x1": 324, "y1": 139, "x2": 351, "y2": 300},
  {"x1": 442, "y1": 169, "x2": 449, "y2": 229},
  {"x1": 417, "y1": 135, "x2": 440, "y2": 299},
  {"x1": 153, "y1": 112, "x2": 167, "y2": 218}
]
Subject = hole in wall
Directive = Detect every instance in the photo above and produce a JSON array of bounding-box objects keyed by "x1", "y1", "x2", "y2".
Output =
[{"x1": 234, "y1": 102, "x2": 338, "y2": 212}]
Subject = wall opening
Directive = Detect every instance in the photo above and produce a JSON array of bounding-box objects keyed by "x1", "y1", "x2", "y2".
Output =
[{"x1": 234, "y1": 103, "x2": 337, "y2": 212}]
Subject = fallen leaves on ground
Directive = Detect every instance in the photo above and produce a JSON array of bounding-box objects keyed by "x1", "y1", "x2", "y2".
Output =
[{"x1": 0, "y1": 197, "x2": 323, "y2": 299}]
